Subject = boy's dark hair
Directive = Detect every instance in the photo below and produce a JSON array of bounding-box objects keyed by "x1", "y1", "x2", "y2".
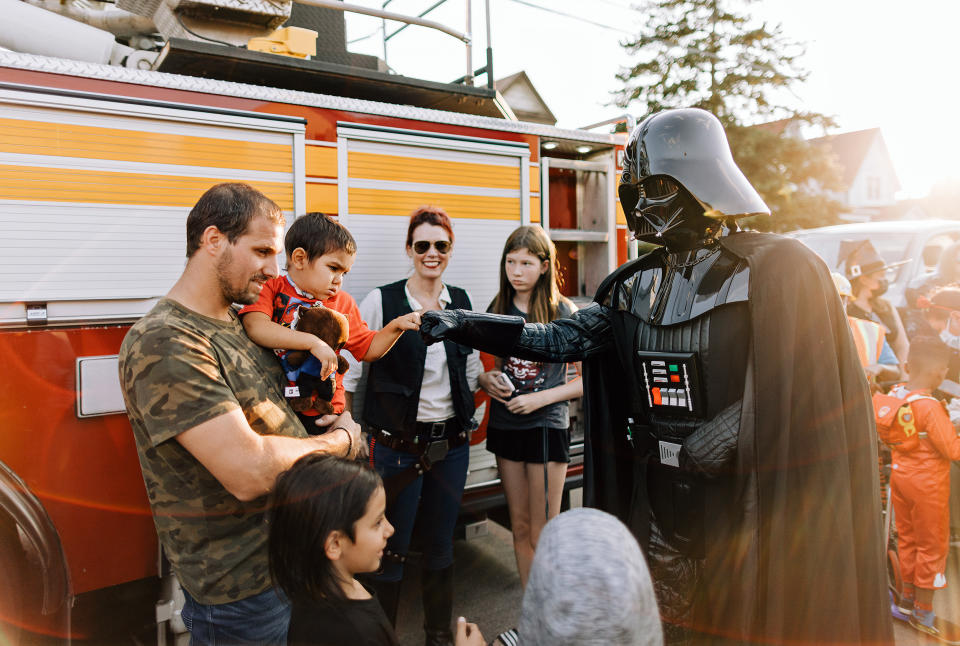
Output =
[
  {"x1": 907, "y1": 335, "x2": 951, "y2": 370},
  {"x1": 285, "y1": 212, "x2": 357, "y2": 261},
  {"x1": 186, "y1": 183, "x2": 283, "y2": 257},
  {"x1": 268, "y1": 454, "x2": 381, "y2": 603}
]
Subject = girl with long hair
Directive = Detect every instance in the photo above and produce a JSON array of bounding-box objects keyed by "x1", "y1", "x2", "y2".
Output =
[{"x1": 480, "y1": 225, "x2": 582, "y2": 588}]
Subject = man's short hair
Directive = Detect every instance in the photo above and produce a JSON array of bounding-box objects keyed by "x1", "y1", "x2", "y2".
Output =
[
  {"x1": 907, "y1": 335, "x2": 951, "y2": 370},
  {"x1": 185, "y1": 183, "x2": 284, "y2": 257},
  {"x1": 284, "y1": 212, "x2": 357, "y2": 261}
]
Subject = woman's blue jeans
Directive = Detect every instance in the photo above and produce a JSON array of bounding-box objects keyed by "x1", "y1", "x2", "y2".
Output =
[{"x1": 372, "y1": 438, "x2": 470, "y2": 581}]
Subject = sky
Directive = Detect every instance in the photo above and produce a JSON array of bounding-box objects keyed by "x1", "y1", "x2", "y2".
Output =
[{"x1": 343, "y1": 0, "x2": 960, "y2": 200}]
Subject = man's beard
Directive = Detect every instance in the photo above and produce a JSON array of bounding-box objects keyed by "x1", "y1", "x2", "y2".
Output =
[{"x1": 216, "y1": 248, "x2": 268, "y2": 305}]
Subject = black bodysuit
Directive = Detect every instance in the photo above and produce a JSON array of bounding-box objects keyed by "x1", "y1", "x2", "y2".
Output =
[{"x1": 496, "y1": 233, "x2": 891, "y2": 645}]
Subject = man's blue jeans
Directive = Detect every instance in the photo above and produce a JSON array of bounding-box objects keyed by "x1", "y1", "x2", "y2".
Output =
[
  {"x1": 372, "y1": 439, "x2": 469, "y2": 581},
  {"x1": 181, "y1": 586, "x2": 290, "y2": 646}
]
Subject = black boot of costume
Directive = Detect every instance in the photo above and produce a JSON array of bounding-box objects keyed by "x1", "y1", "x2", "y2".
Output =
[
  {"x1": 421, "y1": 566, "x2": 454, "y2": 646},
  {"x1": 371, "y1": 579, "x2": 402, "y2": 627}
]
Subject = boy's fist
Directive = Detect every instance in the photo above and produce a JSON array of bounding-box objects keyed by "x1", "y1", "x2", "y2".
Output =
[{"x1": 391, "y1": 311, "x2": 422, "y2": 331}]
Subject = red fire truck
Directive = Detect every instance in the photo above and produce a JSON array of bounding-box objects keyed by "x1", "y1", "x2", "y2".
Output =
[{"x1": 0, "y1": 2, "x2": 629, "y2": 642}]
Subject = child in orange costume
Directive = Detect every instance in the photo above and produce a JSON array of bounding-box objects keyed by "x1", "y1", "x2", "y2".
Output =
[{"x1": 889, "y1": 336, "x2": 960, "y2": 637}]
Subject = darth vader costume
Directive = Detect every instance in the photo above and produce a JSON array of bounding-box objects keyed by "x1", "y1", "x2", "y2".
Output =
[{"x1": 422, "y1": 108, "x2": 892, "y2": 644}]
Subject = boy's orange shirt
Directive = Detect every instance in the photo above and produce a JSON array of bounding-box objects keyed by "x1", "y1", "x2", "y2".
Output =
[{"x1": 239, "y1": 275, "x2": 376, "y2": 415}]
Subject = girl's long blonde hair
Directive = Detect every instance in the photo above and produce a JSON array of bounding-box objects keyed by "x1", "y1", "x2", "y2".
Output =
[{"x1": 490, "y1": 225, "x2": 565, "y2": 324}]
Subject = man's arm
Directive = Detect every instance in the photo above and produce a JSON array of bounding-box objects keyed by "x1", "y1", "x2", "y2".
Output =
[
  {"x1": 242, "y1": 311, "x2": 338, "y2": 378},
  {"x1": 176, "y1": 408, "x2": 360, "y2": 501}
]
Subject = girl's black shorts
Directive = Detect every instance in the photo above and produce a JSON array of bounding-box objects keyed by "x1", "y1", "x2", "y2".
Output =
[{"x1": 485, "y1": 426, "x2": 570, "y2": 464}]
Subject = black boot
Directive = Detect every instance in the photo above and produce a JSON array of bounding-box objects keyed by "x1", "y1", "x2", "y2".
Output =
[
  {"x1": 370, "y1": 578, "x2": 402, "y2": 627},
  {"x1": 421, "y1": 566, "x2": 454, "y2": 646}
]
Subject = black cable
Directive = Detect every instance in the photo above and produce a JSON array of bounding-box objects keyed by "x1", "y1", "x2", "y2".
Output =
[
  {"x1": 503, "y1": 0, "x2": 632, "y2": 34},
  {"x1": 542, "y1": 424, "x2": 549, "y2": 521},
  {"x1": 174, "y1": 13, "x2": 238, "y2": 48}
]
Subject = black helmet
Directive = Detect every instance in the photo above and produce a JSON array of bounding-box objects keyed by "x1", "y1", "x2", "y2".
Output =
[{"x1": 619, "y1": 109, "x2": 769, "y2": 244}]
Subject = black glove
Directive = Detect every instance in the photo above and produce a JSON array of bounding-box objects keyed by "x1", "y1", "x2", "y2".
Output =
[
  {"x1": 420, "y1": 310, "x2": 464, "y2": 345},
  {"x1": 420, "y1": 309, "x2": 525, "y2": 357}
]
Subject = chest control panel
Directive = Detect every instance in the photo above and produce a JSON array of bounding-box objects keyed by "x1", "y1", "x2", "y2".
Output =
[{"x1": 636, "y1": 351, "x2": 703, "y2": 417}]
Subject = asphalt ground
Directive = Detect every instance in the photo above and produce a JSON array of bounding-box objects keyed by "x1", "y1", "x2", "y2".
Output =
[
  {"x1": 395, "y1": 514, "x2": 959, "y2": 646},
  {"x1": 54, "y1": 491, "x2": 958, "y2": 646},
  {"x1": 395, "y1": 520, "x2": 522, "y2": 646}
]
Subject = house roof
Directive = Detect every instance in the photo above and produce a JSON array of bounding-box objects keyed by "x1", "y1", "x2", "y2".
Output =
[
  {"x1": 494, "y1": 71, "x2": 557, "y2": 126},
  {"x1": 809, "y1": 128, "x2": 887, "y2": 188},
  {"x1": 753, "y1": 117, "x2": 792, "y2": 135}
]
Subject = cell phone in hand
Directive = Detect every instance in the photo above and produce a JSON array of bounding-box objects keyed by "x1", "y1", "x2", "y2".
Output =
[{"x1": 497, "y1": 372, "x2": 515, "y2": 393}]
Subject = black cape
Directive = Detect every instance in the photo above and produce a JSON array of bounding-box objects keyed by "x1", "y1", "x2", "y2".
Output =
[{"x1": 582, "y1": 232, "x2": 893, "y2": 645}]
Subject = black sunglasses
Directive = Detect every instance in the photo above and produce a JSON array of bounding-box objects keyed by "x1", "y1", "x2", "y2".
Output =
[{"x1": 412, "y1": 240, "x2": 452, "y2": 254}]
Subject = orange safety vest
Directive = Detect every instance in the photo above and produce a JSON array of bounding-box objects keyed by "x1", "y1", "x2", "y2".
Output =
[{"x1": 848, "y1": 316, "x2": 886, "y2": 367}]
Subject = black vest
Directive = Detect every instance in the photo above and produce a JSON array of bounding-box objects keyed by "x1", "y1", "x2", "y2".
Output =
[{"x1": 362, "y1": 280, "x2": 476, "y2": 437}]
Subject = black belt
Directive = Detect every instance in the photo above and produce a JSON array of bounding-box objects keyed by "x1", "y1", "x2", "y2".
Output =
[
  {"x1": 371, "y1": 420, "x2": 467, "y2": 453},
  {"x1": 370, "y1": 421, "x2": 469, "y2": 503}
]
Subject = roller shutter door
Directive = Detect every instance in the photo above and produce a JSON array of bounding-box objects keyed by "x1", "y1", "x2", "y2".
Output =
[
  {"x1": 336, "y1": 124, "x2": 531, "y2": 311},
  {"x1": 0, "y1": 86, "x2": 305, "y2": 324}
]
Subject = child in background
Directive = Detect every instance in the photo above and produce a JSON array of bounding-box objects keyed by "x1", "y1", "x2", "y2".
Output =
[
  {"x1": 268, "y1": 454, "x2": 485, "y2": 646},
  {"x1": 240, "y1": 213, "x2": 420, "y2": 432},
  {"x1": 507, "y1": 508, "x2": 663, "y2": 646},
  {"x1": 478, "y1": 225, "x2": 582, "y2": 588},
  {"x1": 888, "y1": 336, "x2": 960, "y2": 638}
]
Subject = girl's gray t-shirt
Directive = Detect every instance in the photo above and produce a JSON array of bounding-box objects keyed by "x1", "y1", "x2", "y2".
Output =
[{"x1": 487, "y1": 299, "x2": 575, "y2": 431}]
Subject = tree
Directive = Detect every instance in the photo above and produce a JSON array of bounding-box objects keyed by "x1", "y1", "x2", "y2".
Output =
[{"x1": 614, "y1": 0, "x2": 843, "y2": 232}]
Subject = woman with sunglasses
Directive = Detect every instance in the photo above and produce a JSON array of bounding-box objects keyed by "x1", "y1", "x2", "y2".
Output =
[{"x1": 343, "y1": 205, "x2": 483, "y2": 646}]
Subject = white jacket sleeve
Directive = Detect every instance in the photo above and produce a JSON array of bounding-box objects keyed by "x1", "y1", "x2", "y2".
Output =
[{"x1": 342, "y1": 288, "x2": 383, "y2": 393}]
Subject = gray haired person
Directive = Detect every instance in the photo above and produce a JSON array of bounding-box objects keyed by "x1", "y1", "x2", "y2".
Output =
[{"x1": 497, "y1": 508, "x2": 663, "y2": 646}]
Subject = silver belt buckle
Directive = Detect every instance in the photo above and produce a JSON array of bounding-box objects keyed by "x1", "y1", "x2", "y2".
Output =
[{"x1": 429, "y1": 422, "x2": 446, "y2": 439}]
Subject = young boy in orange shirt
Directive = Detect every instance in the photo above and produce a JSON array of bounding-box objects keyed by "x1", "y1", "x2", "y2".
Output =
[
  {"x1": 888, "y1": 336, "x2": 960, "y2": 639},
  {"x1": 240, "y1": 213, "x2": 420, "y2": 433}
]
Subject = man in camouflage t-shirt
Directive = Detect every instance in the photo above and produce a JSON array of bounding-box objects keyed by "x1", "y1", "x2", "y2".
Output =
[{"x1": 119, "y1": 183, "x2": 361, "y2": 645}]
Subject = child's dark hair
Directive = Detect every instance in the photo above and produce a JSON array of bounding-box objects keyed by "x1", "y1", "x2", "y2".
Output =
[
  {"x1": 907, "y1": 335, "x2": 951, "y2": 370},
  {"x1": 268, "y1": 453, "x2": 382, "y2": 603},
  {"x1": 284, "y1": 212, "x2": 357, "y2": 261}
]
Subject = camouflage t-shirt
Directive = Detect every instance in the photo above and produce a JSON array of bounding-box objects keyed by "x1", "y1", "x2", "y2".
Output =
[{"x1": 119, "y1": 298, "x2": 306, "y2": 604}]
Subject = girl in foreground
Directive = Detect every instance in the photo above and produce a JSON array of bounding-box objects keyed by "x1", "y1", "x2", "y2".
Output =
[
  {"x1": 268, "y1": 454, "x2": 484, "y2": 646},
  {"x1": 479, "y1": 225, "x2": 582, "y2": 587}
]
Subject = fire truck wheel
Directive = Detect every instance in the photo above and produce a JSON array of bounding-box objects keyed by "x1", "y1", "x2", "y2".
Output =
[{"x1": 0, "y1": 520, "x2": 25, "y2": 645}]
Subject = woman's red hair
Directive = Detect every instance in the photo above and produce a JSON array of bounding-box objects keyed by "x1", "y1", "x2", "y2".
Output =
[{"x1": 406, "y1": 205, "x2": 454, "y2": 247}]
